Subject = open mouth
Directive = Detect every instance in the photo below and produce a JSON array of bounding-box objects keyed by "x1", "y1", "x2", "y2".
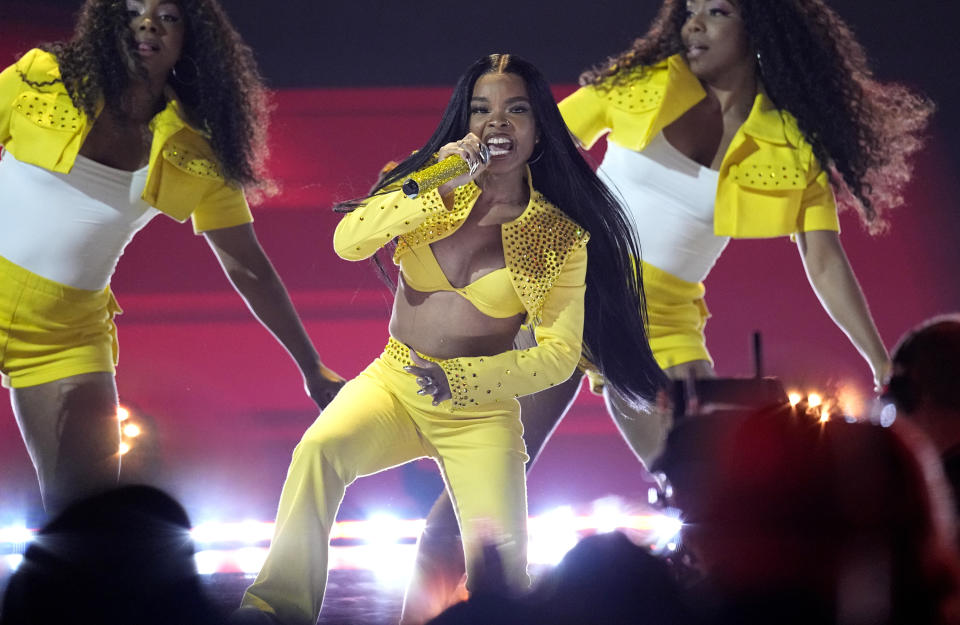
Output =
[
  {"x1": 686, "y1": 45, "x2": 708, "y2": 59},
  {"x1": 485, "y1": 135, "x2": 514, "y2": 157},
  {"x1": 136, "y1": 41, "x2": 161, "y2": 55}
]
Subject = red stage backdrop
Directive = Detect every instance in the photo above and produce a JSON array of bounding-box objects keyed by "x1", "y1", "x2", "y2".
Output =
[{"x1": 1, "y1": 4, "x2": 958, "y2": 524}]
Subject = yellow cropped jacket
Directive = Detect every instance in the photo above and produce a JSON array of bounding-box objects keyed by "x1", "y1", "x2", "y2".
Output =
[
  {"x1": 0, "y1": 48, "x2": 251, "y2": 232},
  {"x1": 334, "y1": 178, "x2": 589, "y2": 410},
  {"x1": 559, "y1": 54, "x2": 840, "y2": 238}
]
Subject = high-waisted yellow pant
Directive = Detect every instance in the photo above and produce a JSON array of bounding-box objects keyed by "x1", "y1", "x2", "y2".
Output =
[{"x1": 242, "y1": 338, "x2": 530, "y2": 625}]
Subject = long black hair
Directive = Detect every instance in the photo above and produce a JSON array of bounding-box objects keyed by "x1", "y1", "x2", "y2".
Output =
[
  {"x1": 580, "y1": 0, "x2": 934, "y2": 233},
  {"x1": 347, "y1": 54, "x2": 666, "y2": 406},
  {"x1": 26, "y1": 0, "x2": 269, "y2": 190}
]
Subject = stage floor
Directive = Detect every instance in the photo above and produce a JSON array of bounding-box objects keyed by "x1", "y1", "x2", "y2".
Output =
[{"x1": 204, "y1": 571, "x2": 404, "y2": 625}]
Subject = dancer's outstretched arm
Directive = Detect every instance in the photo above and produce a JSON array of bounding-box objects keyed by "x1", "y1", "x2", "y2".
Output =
[
  {"x1": 797, "y1": 229, "x2": 890, "y2": 389},
  {"x1": 205, "y1": 223, "x2": 345, "y2": 409}
]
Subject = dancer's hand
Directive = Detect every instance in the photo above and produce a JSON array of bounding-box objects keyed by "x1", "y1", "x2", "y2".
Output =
[
  {"x1": 436, "y1": 132, "x2": 488, "y2": 196},
  {"x1": 873, "y1": 358, "x2": 892, "y2": 394},
  {"x1": 304, "y1": 364, "x2": 346, "y2": 410},
  {"x1": 405, "y1": 349, "x2": 451, "y2": 406}
]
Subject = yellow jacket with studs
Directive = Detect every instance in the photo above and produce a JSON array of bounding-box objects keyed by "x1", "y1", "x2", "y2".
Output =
[
  {"x1": 334, "y1": 176, "x2": 588, "y2": 410},
  {"x1": 0, "y1": 48, "x2": 251, "y2": 233},
  {"x1": 559, "y1": 54, "x2": 839, "y2": 238}
]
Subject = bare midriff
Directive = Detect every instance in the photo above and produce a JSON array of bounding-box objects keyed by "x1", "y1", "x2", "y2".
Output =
[
  {"x1": 389, "y1": 193, "x2": 527, "y2": 359},
  {"x1": 389, "y1": 279, "x2": 524, "y2": 360}
]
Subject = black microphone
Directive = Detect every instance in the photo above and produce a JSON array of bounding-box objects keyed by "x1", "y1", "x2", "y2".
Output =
[{"x1": 401, "y1": 144, "x2": 489, "y2": 199}]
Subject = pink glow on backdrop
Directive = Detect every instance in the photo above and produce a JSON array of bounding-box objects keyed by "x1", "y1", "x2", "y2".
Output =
[{"x1": 1, "y1": 25, "x2": 957, "y2": 521}]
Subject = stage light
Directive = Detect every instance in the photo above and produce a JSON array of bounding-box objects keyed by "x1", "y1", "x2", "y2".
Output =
[
  {"x1": 807, "y1": 393, "x2": 823, "y2": 408},
  {"x1": 788, "y1": 391, "x2": 802, "y2": 406},
  {"x1": 330, "y1": 518, "x2": 425, "y2": 541},
  {"x1": 365, "y1": 512, "x2": 405, "y2": 546},
  {"x1": 0, "y1": 525, "x2": 33, "y2": 545},
  {"x1": 194, "y1": 549, "x2": 223, "y2": 575},
  {"x1": 233, "y1": 520, "x2": 274, "y2": 545},
  {"x1": 646, "y1": 510, "x2": 683, "y2": 553},
  {"x1": 234, "y1": 547, "x2": 269, "y2": 575},
  {"x1": 536, "y1": 505, "x2": 576, "y2": 529},
  {"x1": 369, "y1": 543, "x2": 417, "y2": 588},
  {"x1": 879, "y1": 403, "x2": 897, "y2": 428},
  {"x1": 170, "y1": 508, "x2": 698, "y2": 578},
  {"x1": 819, "y1": 409, "x2": 831, "y2": 423},
  {"x1": 591, "y1": 497, "x2": 627, "y2": 534},
  {"x1": 4, "y1": 554, "x2": 24, "y2": 571},
  {"x1": 191, "y1": 520, "x2": 274, "y2": 546},
  {"x1": 118, "y1": 441, "x2": 131, "y2": 455},
  {"x1": 190, "y1": 522, "x2": 218, "y2": 545},
  {"x1": 123, "y1": 423, "x2": 141, "y2": 438},
  {"x1": 117, "y1": 406, "x2": 130, "y2": 421},
  {"x1": 836, "y1": 385, "x2": 864, "y2": 419},
  {"x1": 527, "y1": 506, "x2": 579, "y2": 566}
]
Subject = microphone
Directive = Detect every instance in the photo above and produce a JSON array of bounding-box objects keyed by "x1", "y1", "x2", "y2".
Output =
[{"x1": 402, "y1": 143, "x2": 489, "y2": 199}]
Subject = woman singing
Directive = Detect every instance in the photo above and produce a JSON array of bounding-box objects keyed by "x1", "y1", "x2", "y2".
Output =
[
  {"x1": 237, "y1": 53, "x2": 664, "y2": 625},
  {"x1": 403, "y1": 1, "x2": 934, "y2": 621}
]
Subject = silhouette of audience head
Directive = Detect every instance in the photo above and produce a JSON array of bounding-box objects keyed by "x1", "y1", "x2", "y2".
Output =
[
  {"x1": 658, "y1": 406, "x2": 960, "y2": 625},
  {"x1": 427, "y1": 531, "x2": 691, "y2": 625},
  {"x1": 1, "y1": 485, "x2": 221, "y2": 625},
  {"x1": 886, "y1": 314, "x2": 960, "y2": 418},
  {"x1": 527, "y1": 531, "x2": 692, "y2": 625}
]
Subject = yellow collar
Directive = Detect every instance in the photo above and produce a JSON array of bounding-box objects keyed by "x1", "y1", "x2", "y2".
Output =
[
  {"x1": 741, "y1": 91, "x2": 790, "y2": 145},
  {"x1": 666, "y1": 54, "x2": 791, "y2": 146}
]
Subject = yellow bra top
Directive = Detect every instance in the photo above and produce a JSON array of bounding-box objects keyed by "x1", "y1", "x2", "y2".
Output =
[{"x1": 400, "y1": 244, "x2": 525, "y2": 319}]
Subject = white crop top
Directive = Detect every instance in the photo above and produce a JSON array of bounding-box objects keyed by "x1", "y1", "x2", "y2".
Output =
[
  {"x1": 0, "y1": 151, "x2": 160, "y2": 290},
  {"x1": 597, "y1": 133, "x2": 729, "y2": 284}
]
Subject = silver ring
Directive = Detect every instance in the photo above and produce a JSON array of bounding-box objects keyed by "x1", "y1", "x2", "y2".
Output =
[
  {"x1": 477, "y1": 143, "x2": 489, "y2": 165},
  {"x1": 469, "y1": 159, "x2": 479, "y2": 176},
  {"x1": 419, "y1": 376, "x2": 434, "y2": 387}
]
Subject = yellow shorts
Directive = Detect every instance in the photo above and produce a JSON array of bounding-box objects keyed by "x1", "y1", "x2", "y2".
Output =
[
  {"x1": 0, "y1": 255, "x2": 122, "y2": 389},
  {"x1": 641, "y1": 260, "x2": 712, "y2": 370},
  {"x1": 579, "y1": 260, "x2": 712, "y2": 393}
]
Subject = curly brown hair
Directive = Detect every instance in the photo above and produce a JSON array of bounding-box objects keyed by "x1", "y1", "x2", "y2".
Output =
[
  {"x1": 579, "y1": 0, "x2": 934, "y2": 233},
  {"x1": 26, "y1": 0, "x2": 269, "y2": 190}
]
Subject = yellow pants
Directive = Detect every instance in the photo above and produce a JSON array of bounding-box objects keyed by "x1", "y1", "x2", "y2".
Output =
[{"x1": 242, "y1": 338, "x2": 530, "y2": 625}]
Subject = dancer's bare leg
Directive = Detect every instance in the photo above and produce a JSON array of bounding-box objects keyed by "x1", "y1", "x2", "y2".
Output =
[
  {"x1": 11, "y1": 372, "x2": 121, "y2": 514},
  {"x1": 604, "y1": 359, "x2": 716, "y2": 467},
  {"x1": 663, "y1": 359, "x2": 716, "y2": 382},
  {"x1": 399, "y1": 372, "x2": 584, "y2": 625}
]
